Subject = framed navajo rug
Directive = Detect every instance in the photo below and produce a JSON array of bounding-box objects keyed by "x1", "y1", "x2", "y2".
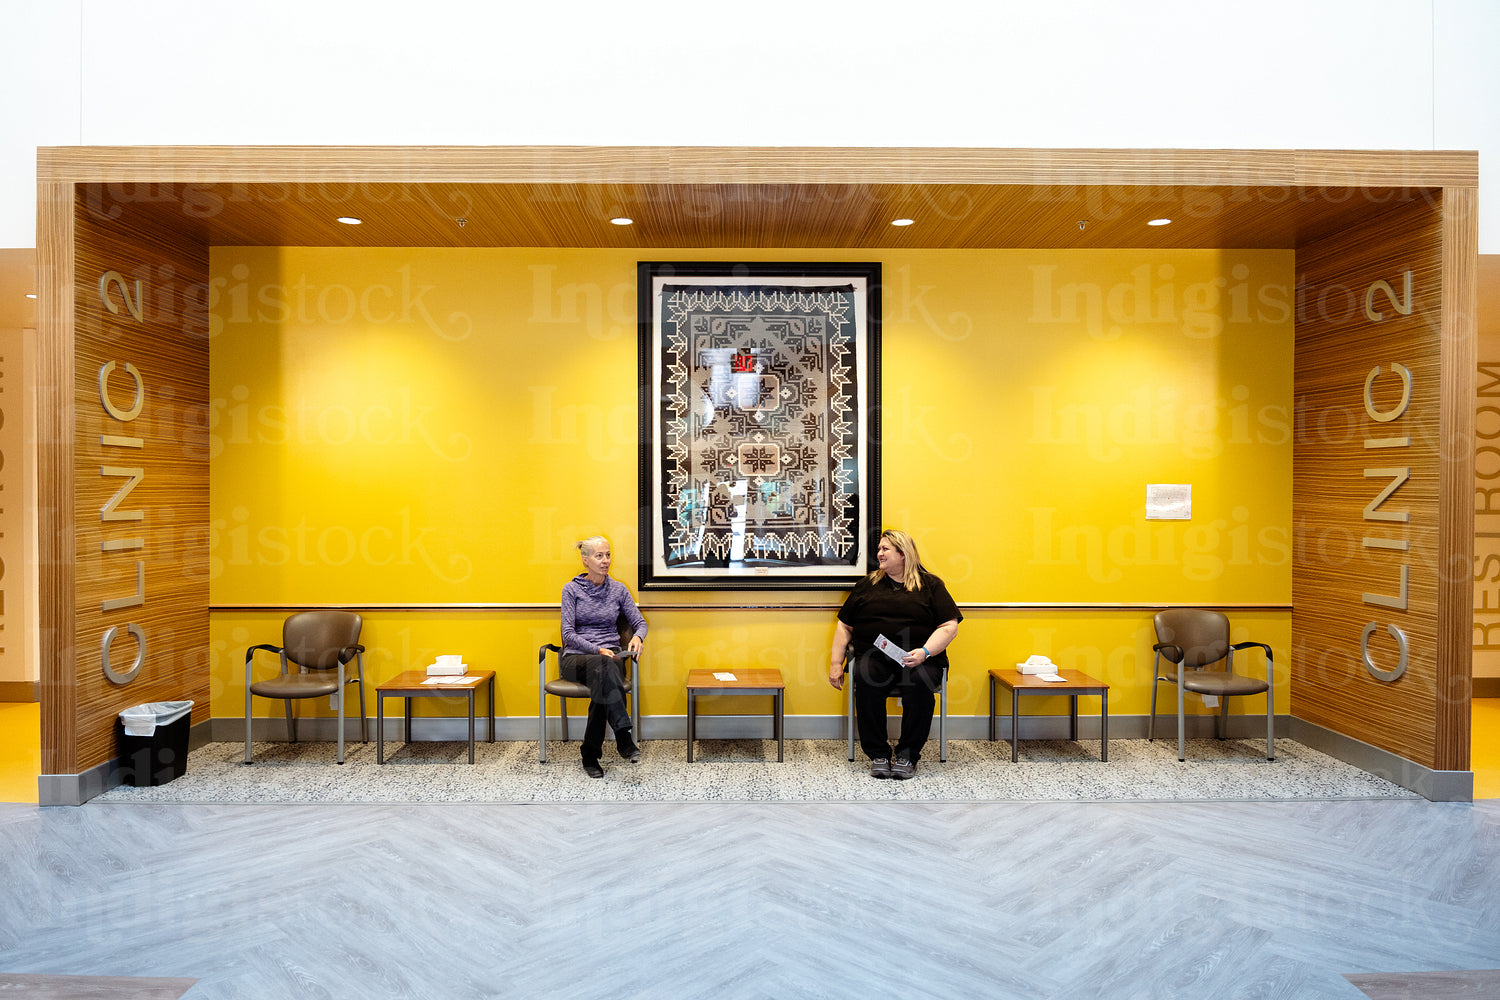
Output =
[{"x1": 637, "y1": 261, "x2": 882, "y2": 590}]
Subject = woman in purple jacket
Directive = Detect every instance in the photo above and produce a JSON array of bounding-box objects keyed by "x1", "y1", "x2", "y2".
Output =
[{"x1": 560, "y1": 535, "x2": 647, "y2": 777}]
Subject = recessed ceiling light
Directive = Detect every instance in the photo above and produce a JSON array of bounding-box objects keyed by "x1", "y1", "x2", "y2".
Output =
[
  {"x1": 25, "y1": 293, "x2": 36, "y2": 299},
  {"x1": 891, "y1": 218, "x2": 915, "y2": 227},
  {"x1": 337, "y1": 216, "x2": 362, "y2": 225},
  {"x1": 610, "y1": 217, "x2": 633, "y2": 226},
  {"x1": 1147, "y1": 218, "x2": 1172, "y2": 226}
]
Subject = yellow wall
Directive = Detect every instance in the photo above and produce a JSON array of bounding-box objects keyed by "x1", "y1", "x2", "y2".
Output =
[{"x1": 210, "y1": 247, "x2": 1293, "y2": 722}]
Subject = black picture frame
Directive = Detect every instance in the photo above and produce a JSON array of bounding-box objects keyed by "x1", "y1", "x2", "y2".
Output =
[{"x1": 637, "y1": 261, "x2": 882, "y2": 590}]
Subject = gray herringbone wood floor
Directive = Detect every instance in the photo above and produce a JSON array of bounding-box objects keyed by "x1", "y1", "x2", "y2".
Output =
[{"x1": 2, "y1": 799, "x2": 1498, "y2": 1000}]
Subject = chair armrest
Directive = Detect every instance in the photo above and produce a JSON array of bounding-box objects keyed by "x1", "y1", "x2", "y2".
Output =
[
  {"x1": 1152, "y1": 643, "x2": 1183, "y2": 684},
  {"x1": 539, "y1": 643, "x2": 561, "y2": 685},
  {"x1": 244, "y1": 644, "x2": 284, "y2": 688},
  {"x1": 1230, "y1": 641, "x2": 1273, "y2": 679}
]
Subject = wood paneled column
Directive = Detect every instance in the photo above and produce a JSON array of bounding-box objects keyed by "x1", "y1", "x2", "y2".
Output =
[
  {"x1": 1292, "y1": 191, "x2": 1476, "y2": 776},
  {"x1": 36, "y1": 182, "x2": 211, "y2": 804}
]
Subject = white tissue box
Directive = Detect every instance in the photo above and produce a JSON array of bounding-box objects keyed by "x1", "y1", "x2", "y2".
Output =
[
  {"x1": 1016, "y1": 658, "x2": 1056, "y2": 675},
  {"x1": 426, "y1": 662, "x2": 467, "y2": 676}
]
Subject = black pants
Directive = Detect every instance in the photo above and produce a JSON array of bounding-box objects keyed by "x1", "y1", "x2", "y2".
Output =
[
  {"x1": 560, "y1": 652, "x2": 632, "y2": 760},
  {"x1": 851, "y1": 652, "x2": 942, "y2": 763}
]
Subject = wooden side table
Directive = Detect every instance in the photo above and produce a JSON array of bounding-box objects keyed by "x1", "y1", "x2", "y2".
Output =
[
  {"x1": 989, "y1": 667, "x2": 1109, "y2": 763},
  {"x1": 685, "y1": 668, "x2": 785, "y2": 763},
  {"x1": 376, "y1": 670, "x2": 495, "y2": 764}
]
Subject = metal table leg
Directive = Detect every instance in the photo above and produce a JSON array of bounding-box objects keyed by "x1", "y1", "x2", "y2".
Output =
[
  {"x1": 687, "y1": 690, "x2": 696, "y2": 763},
  {"x1": 467, "y1": 689, "x2": 475, "y2": 764},
  {"x1": 377, "y1": 693, "x2": 385, "y2": 764},
  {"x1": 1101, "y1": 689, "x2": 1109, "y2": 762},
  {"x1": 1011, "y1": 688, "x2": 1020, "y2": 763},
  {"x1": 775, "y1": 689, "x2": 784, "y2": 763},
  {"x1": 989, "y1": 675, "x2": 997, "y2": 742}
]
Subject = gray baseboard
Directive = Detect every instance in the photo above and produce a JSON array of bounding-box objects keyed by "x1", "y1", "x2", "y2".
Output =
[
  {"x1": 40, "y1": 718, "x2": 213, "y2": 806},
  {"x1": 1289, "y1": 717, "x2": 1472, "y2": 802},
  {"x1": 0, "y1": 680, "x2": 39, "y2": 702}
]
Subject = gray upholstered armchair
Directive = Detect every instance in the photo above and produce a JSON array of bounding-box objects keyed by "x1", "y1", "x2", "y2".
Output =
[
  {"x1": 244, "y1": 610, "x2": 368, "y2": 764},
  {"x1": 841, "y1": 648, "x2": 948, "y2": 763},
  {"x1": 537, "y1": 615, "x2": 641, "y2": 763},
  {"x1": 1149, "y1": 608, "x2": 1274, "y2": 762}
]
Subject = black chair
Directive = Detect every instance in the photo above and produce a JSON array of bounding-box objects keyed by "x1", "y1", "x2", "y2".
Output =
[
  {"x1": 536, "y1": 617, "x2": 642, "y2": 763},
  {"x1": 244, "y1": 610, "x2": 367, "y2": 764},
  {"x1": 842, "y1": 649, "x2": 948, "y2": 762},
  {"x1": 1149, "y1": 608, "x2": 1274, "y2": 762}
]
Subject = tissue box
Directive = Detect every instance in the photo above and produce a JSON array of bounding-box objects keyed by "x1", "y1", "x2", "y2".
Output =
[{"x1": 1016, "y1": 659, "x2": 1056, "y2": 675}]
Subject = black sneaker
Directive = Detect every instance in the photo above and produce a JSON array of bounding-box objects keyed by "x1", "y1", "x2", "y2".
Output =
[
  {"x1": 890, "y1": 756, "x2": 917, "y2": 780},
  {"x1": 582, "y1": 759, "x2": 605, "y2": 779},
  {"x1": 870, "y1": 757, "x2": 893, "y2": 779}
]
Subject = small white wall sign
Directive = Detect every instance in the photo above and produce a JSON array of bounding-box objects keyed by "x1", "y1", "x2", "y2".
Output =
[{"x1": 1145, "y1": 484, "x2": 1191, "y2": 520}]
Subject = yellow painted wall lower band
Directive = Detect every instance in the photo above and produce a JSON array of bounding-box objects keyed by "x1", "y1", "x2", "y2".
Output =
[{"x1": 217, "y1": 609, "x2": 1291, "y2": 721}]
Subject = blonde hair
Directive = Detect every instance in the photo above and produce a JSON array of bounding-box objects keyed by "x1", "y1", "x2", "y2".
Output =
[
  {"x1": 870, "y1": 528, "x2": 925, "y2": 590},
  {"x1": 576, "y1": 535, "x2": 609, "y2": 558}
]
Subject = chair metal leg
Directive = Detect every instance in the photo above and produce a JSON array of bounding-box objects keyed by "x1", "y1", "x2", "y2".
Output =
[
  {"x1": 244, "y1": 681, "x2": 254, "y2": 764},
  {"x1": 1177, "y1": 677, "x2": 1186, "y2": 762},
  {"x1": 1266, "y1": 683, "x2": 1275, "y2": 760},
  {"x1": 846, "y1": 675, "x2": 856, "y2": 762},
  {"x1": 1218, "y1": 697, "x2": 1229, "y2": 740},
  {"x1": 538, "y1": 649, "x2": 548, "y2": 763},
  {"x1": 285, "y1": 700, "x2": 297, "y2": 743},
  {"x1": 1148, "y1": 675, "x2": 1160, "y2": 741},
  {"x1": 336, "y1": 664, "x2": 346, "y2": 764},
  {"x1": 559, "y1": 699, "x2": 570, "y2": 742},
  {"x1": 356, "y1": 668, "x2": 368, "y2": 744},
  {"x1": 939, "y1": 673, "x2": 947, "y2": 762},
  {"x1": 538, "y1": 701, "x2": 548, "y2": 763}
]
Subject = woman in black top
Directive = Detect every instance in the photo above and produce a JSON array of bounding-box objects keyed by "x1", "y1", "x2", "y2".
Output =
[{"x1": 828, "y1": 529, "x2": 961, "y2": 779}]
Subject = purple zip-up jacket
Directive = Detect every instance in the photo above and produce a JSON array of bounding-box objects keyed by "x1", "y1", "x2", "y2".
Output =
[{"x1": 561, "y1": 574, "x2": 648, "y2": 656}]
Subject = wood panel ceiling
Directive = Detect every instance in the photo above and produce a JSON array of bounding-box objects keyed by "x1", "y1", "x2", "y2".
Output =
[{"x1": 89, "y1": 181, "x2": 1438, "y2": 251}]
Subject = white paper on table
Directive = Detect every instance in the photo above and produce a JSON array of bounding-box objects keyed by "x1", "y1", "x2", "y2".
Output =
[
  {"x1": 713, "y1": 671, "x2": 737, "y2": 681},
  {"x1": 1037, "y1": 673, "x2": 1067, "y2": 683},
  {"x1": 422, "y1": 676, "x2": 465, "y2": 685},
  {"x1": 874, "y1": 634, "x2": 908, "y2": 664}
]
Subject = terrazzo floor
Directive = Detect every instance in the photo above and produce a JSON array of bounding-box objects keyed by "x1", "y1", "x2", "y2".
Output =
[{"x1": 94, "y1": 736, "x2": 1418, "y2": 804}]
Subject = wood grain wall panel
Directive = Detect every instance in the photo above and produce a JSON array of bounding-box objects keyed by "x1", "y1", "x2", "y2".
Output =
[
  {"x1": 68, "y1": 185, "x2": 210, "y2": 773},
  {"x1": 1292, "y1": 196, "x2": 1452, "y2": 768},
  {"x1": 37, "y1": 181, "x2": 77, "y2": 775},
  {"x1": 1437, "y1": 187, "x2": 1478, "y2": 769}
]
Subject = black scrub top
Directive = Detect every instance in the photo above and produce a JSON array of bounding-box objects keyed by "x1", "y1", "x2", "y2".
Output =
[{"x1": 837, "y1": 571, "x2": 962, "y2": 667}]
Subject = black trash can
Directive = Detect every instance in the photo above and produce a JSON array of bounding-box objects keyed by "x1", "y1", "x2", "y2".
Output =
[{"x1": 116, "y1": 701, "x2": 194, "y2": 787}]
